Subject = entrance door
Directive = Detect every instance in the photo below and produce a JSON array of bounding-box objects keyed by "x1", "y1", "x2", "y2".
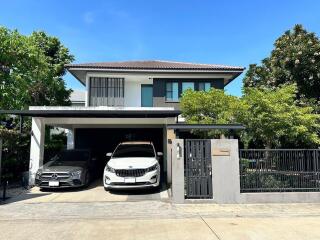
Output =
[
  {"x1": 185, "y1": 139, "x2": 213, "y2": 199},
  {"x1": 141, "y1": 84, "x2": 153, "y2": 107}
]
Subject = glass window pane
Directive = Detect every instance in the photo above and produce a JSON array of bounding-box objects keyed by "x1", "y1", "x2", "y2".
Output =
[
  {"x1": 199, "y1": 82, "x2": 204, "y2": 91},
  {"x1": 172, "y1": 82, "x2": 178, "y2": 101},
  {"x1": 199, "y1": 82, "x2": 211, "y2": 92},
  {"x1": 182, "y1": 82, "x2": 194, "y2": 92},
  {"x1": 166, "y1": 82, "x2": 178, "y2": 101},
  {"x1": 205, "y1": 82, "x2": 211, "y2": 91}
]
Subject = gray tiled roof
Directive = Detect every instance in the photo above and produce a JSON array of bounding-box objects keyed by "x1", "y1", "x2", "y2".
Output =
[{"x1": 65, "y1": 60, "x2": 244, "y2": 71}]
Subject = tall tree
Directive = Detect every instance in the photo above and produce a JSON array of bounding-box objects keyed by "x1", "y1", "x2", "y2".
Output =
[
  {"x1": 180, "y1": 85, "x2": 320, "y2": 148},
  {"x1": 0, "y1": 27, "x2": 74, "y2": 109},
  {"x1": 240, "y1": 85, "x2": 320, "y2": 148},
  {"x1": 243, "y1": 24, "x2": 320, "y2": 101}
]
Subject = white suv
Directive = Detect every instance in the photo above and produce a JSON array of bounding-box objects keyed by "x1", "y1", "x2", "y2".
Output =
[{"x1": 103, "y1": 141, "x2": 162, "y2": 190}]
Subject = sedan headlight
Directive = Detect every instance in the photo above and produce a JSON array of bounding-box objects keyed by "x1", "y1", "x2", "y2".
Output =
[
  {"x1": 71, "y1": 170, "x2": 82, "y2": 179},
  {"x1": 105, "y1": 164, "x2": 115, "y2": 173},
  {"x1": 147, "y1": 164, "x2": 159, "y2": 172},
  {"x1": 35, "y1": 171, "x2": 42, "y2": 179}
]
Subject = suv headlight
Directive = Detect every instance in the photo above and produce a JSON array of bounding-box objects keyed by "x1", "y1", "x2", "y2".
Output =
[
  {"x1": 105, "y1": 164, "x2": 115, "y2": 173},
  {"x1": 71, "y1": 170, "x2": 82, "y2": 179},
  {"x1": 147, "y1": 164, "x2": 159, "y2": 172}
]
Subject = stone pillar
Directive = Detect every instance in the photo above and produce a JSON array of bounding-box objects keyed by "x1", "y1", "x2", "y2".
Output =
[
  {"x1": 211, "y1": 139, "x2": 240, "y2": 203},
  {"x1": 66, "y1": 129, "x2": 75, "y2": 150},
  {"x1": 171, "y1": 139, "x2": 184, "y2": 203},
  {"x1": 166, "y1": 129, "x2": 176, "y2": 184},
  {"x1": 29, "y1": 117, "x2": 45, "y2": 186}
]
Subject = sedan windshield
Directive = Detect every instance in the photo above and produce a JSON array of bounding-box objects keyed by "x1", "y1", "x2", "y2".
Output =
[
  {"x1": 112, "y1": 144, "x2": 155, "y2": 158},
  {"x1": 50, "y1": 151, "x2": 90, "y2": 166}
]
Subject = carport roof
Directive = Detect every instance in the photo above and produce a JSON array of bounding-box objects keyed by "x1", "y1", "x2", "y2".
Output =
[
  {"x1": 0, "y1": 109, "x2": 181, "y2": 118},
  {"x1": 166, "y1": 123, "x2": 245, "y2": 130}
]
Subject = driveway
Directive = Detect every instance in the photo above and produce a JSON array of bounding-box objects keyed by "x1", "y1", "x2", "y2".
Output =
[
  {"x1": 1, "y1": 187, "x2": 320, "y2": 240},
  {"x1": 4, "y1": 180, "x2": 169, "y2": 204}
]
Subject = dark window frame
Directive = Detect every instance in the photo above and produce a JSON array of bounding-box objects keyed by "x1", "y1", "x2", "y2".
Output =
[
  {"x1": 89, "y1": 77, "x2": 124, "y2": 106},
  {"x1": 165, "y1": 80, "x2": 214, "y2": 102}
]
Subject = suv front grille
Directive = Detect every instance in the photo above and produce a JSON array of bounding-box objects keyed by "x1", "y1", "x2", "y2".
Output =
[
  {"x1": 115, "y1": 169, "x2": 146, "y2": 177},
  {"x1": 40, "y1": 172, "x2": 70, "y2": 180}
]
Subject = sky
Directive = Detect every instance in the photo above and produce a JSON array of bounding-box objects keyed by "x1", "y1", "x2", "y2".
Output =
[{"x1": 1, "y1": 0, "x2": 320, "y2": 96}]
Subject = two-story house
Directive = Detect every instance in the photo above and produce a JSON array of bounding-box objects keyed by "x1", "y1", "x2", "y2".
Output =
[{"x1": 9, "y1": 60, "x2": 244, "y2": 185}]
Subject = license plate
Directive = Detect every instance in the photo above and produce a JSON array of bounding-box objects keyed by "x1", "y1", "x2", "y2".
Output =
[
  {"x1": 49, "y1": 181, "x2": 59, "y2": 187},
  {"x1": 124, "y1": 178, "x2": 136, "y2": 183}
]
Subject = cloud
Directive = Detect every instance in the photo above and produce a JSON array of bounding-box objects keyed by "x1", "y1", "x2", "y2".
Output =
[{"x1": 83, "y1": 11, "x2": 94, "y2": 24}]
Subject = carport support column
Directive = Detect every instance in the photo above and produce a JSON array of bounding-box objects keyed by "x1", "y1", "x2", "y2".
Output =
[
  {"x1": 211, "y1": 139, "x2": 240, "y2": 203},
  {"x1": 66, "y1": 129, "x2": 75, "y2": 150},
  {"x1": 29, "y1": 117, "x2": 45, "y2": 186},
  {"x1": 171, "y1": 139, "x2": 184, "y2": 203}
]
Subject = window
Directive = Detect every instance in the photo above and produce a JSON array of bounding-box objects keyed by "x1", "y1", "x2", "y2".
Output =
[
  {"x1": 166, "y1": 82, "x2": 179, "y2": 101},
  {"x1": 89, "y1": 77, "x2": 124, "y2": 106},
  {"x1": 199, "y1": 82, "x2": 211, "y2": 92},
  {"x1": 182, "y1": 82, "x2": 195, "y2": 93}
]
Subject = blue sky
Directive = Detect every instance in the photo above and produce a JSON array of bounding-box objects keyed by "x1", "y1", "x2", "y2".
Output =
[{"x1": 1, "y1": 0, "x2": 320, "y2": 96}]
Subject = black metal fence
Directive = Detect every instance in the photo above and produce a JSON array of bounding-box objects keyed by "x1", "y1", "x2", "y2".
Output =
[{"x1": 239, "y1": 149, "x2": 320, "y2": 192}]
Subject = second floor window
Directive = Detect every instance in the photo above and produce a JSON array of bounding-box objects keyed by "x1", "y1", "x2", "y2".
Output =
[
  {"x1": 89, "y1": 77, "x2": 124, "y2": 106},
  {"x1": 199, "y1": 82, "x2": 211, "y2": 92},
  {"x1": 166, "y1": 82, "x2": 179, "y2": 102},
  {"x1": 182, "y1": 82, "x2": 195, "y2": 93}
]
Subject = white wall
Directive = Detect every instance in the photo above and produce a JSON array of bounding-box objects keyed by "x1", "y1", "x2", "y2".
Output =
[
  {"x1": 85, "y1": 71, "x2": 235, "y2": 107},
  {"x1": 86, "y1": 73, "x2": 153, "y2": 107},
  {"x1": 124, "y1": 77, "x2": 152, "y2": 107}
]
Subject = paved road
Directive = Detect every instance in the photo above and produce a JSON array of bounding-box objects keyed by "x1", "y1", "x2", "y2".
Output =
[
  {"x1": 2, "y1": 184, "x2": 320, "y2": 240},
  {"x1": 2, "y1": 199, "x2": 320, "y2": 240}
]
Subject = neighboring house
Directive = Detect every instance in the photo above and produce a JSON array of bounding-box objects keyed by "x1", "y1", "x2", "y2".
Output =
[
  {"x1": 70, "y1": 90, "x2": 86, "y2": 106},
  {"x1": 3, "y1": 60, "x2": 245, "y2": 186}
]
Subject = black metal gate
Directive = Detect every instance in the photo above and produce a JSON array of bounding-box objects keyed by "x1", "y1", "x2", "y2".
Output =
[{"x1": 185, "y1": 139, "x2": 213, "y2": 199}]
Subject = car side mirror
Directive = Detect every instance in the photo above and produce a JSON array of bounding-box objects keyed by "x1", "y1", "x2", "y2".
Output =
[
  {"x1": 157, "y1": 152, "x2": 163, "y2": 156},
  {"x1": 106, "y1": 152, "x2": 112, "y2": 157}
]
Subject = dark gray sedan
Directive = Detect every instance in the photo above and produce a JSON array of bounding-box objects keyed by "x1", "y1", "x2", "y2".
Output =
[{"x1": 35, "y1": 149, "x2": 95, "y2": 189}]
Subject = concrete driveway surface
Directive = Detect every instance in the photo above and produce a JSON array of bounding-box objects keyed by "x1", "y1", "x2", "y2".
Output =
[{"x1": 1, "y1": 185, "x2": 320, "y2": 240}]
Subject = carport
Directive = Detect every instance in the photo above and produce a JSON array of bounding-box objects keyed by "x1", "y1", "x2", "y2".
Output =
[{"x1": 0, "y1": 107, "x2": 180, "y2": 189}]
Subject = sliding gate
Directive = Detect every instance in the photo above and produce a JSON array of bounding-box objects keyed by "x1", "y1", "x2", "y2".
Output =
[{"x1": 185, "y1": 139, "x2": 213, "y2": 199}]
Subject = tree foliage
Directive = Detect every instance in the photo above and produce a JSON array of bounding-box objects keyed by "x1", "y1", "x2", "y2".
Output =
[
  {"x1": 180, "y1": 85, "x2": 320, "y2": 148},
  {"x1": 243, "y1": 24, "x2": 320, "y2": 101},
  {"x1": 241, "y1": 85, "x2": 320, "y2": 148},
  {"x1": 0, "y1": 27, "x2": 74, "y2": 109}
]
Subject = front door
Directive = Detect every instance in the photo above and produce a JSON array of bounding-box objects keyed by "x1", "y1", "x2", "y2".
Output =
[{"x1": 141, "y1": 84, "x2": 153, "y2": 107}]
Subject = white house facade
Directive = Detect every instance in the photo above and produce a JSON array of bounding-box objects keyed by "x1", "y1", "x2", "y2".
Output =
[{"x1": 7, "y1": 60, "x2": 246, "y2": 189}]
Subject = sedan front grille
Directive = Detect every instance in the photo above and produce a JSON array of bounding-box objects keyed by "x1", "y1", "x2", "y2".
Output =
[
  {"x1": 40, "y1": 172, "x2": 70, "y2": 180},
  {"x1": 115, "y1": 169, "x2": 147, "y2": 177}
]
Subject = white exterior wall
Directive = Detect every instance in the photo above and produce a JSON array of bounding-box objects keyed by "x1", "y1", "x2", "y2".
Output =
[
  {"x1": 86, "y1": 73, "x2": 153, "y2": 107},
  {"x1": 84, "y1": 72, "x2": 235, "y2": 107}
]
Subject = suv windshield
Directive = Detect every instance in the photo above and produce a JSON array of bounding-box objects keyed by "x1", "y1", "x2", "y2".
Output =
[
  {"x1": 112, "y1": 144, "x2": 155, "y2": 158},
  {"x1": 50, "y1": 151, "x2": 90, "y2": 166}
]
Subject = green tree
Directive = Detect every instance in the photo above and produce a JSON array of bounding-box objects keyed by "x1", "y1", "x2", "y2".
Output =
[
  {"x1": 180, "y1": 88, "x2": 244, "y2": 137},
  {"x1": 0, "y1": 27, "x2": 74, "y2": 109},
  {"x1": 241, "y1": 84, "x2": 320, "y2": 148},
  {"x1": 180, "y1": 85, "x2": 320, "y2": 148},
  {"x1": 243, "y1": 24, "x2": 320, "y2": 101}
]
